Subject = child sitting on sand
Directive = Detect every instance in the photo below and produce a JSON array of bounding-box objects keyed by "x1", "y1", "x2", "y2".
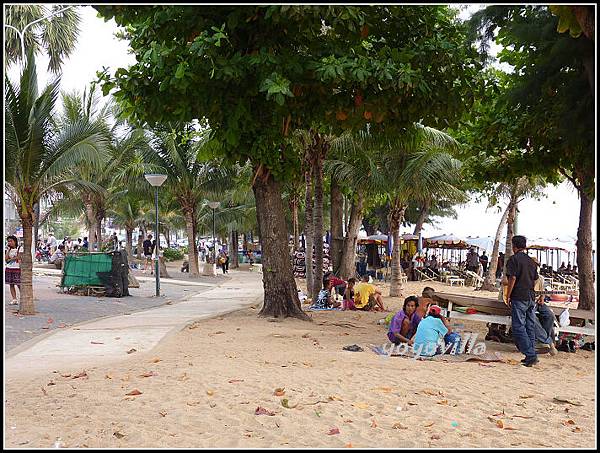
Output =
[
  {"x1": 412, "y1": 305, "x2": 461, "y2": 356},
  {"x1": 310, "y1": 279, "x2": 341, "y2": 310}
]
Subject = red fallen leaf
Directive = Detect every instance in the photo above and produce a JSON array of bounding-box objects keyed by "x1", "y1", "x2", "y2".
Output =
[
  {"x1": 47, "y1": 318, "x2": 54, "y2": 324},
  {"x1": 229, "y1": 379, "x2": 244, "y2": 383},
  {"x1": 274, "y1": 388, "x2": 285, "y2": 396},
  {"x1": 370, "y1": 419, "x2": 378, "y2": 428},
  {"x1": 255, "y1": 406, "x2": 276, "y2": 416},
  {"x1": 125, "y1": 389, "x2": 143, "y2": 396},
  {"x1": 90, "y1": 341, "x2": 104, "y2": 345},
  {"x1": 327, "y1": 427, "x2": 340, "y2": 435}
]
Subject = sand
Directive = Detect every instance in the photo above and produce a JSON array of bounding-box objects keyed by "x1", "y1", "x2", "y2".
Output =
[{"x1": 4, "y1": 278, "x2": 596, "y2": 448}]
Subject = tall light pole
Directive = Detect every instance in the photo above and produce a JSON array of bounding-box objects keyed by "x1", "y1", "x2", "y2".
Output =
[
  {"x1": 207, "y1": 201, "x2": 220, "y2": 275},
  {"x1": 145, "y1": 174, "x2": 168, "y2": 296}
]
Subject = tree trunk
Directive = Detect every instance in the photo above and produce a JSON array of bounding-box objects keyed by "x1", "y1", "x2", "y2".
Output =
[
  {"x1": 338, "y1": 194, "x2": 364, "y2": 280},
  {"x1": 164, "y1": 227, "x2": 170, "y2": 248},
  {"x1": 137, "y1": 232, "x2": 144, "y2": 260},
  {"x1": 481, "y1": 202, "x2": 511, "y2": 291},
  {"x1": 158, "y1": 256, "x2": 170, "y2": 278},
  {"x1": 231, "y1": 230, "x2": 239, "y2": 268},
  {"x1": 304, "y1": 168, "x2": 314, "y2": 298},
  {"x1": 413, "y1": 201, "x2": 430, "y2": 236},
  {"x1": 33, "y1": 202, "x2": 40, "y2": 247},
  {"x1": 362, "y1": 217, "x2": 376, "y2": 236},
  {"x1": 125, "y1": 228, "x2": 133, "y2": 261},
  {"x1": 18, "y1": 216, "x2": 35, "y2": 315},
  {"x1": 312, "y1": 154, "x2": 325, "y2": 299},
  {"x1": 84, "y1": 201, "x2": 96, "y2": 249},
  {"x1": 504, "y1": 201, "x2": 518, "y2": 269},
  {"x1": 576, "y1": 188, "x2": 595, "y2": 310},
  {"x1": 291, "y1": 196, "x2": 299, "y2": 252},
  {"x1": 330, "y1": 177, "x2": 344, "y2": 274},
  {"x1": 185, "y1": 209, "x2": 200, "y2": 277},
  {"x1": 389, "y1": 201, "x2": 407, "y2": 297},
  {"x1": 252, "y1": 167, "x2": 310, "y2": 319}
]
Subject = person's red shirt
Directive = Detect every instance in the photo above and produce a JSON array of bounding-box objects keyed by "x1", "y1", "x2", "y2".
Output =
[{"x1": 329, "y1": 276, "x2": 346, "y2": 287}]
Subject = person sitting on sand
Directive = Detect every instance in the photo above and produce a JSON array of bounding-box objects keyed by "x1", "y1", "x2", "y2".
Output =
[
  {"x1": 310, "y1": 279, "x2": 341, "y2": 310},
  {"x1": 323, "y1": 272, "x2": 346, "y2": 298},
  {"x1": 342, "y1": 278, "x2": 357, "y2": 310},
  {"x1": 387, "y1": 296, "x2": 422, "y2": 345},
  {"x1": 413, "y1": 305, "x2": 460, "y2": 356},
  {"x1": 353, "y1": 275, "x2": 386, "y2": 311},
  {"x1": 49, "y1": 244, "x2": 65, "y2": 269},
  {"x1": 416, "y1": 287, "x2": 435, "y2": 318}
]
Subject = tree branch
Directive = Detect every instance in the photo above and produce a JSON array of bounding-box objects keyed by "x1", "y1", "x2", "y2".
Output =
[{"x1": 559, "y1": 168, "x2": 580, "y2": 191}]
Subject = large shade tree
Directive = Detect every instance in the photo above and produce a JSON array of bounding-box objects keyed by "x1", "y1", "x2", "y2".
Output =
[
  {"x1": 96, "y1": 5, "x2": 482, "y2": 318},
  {"x1": 5, "y1": 52, "x2": 109, "y2": 314},
  {"x1": 466, "y1": 6, "x2": 595, "y2": 309}
]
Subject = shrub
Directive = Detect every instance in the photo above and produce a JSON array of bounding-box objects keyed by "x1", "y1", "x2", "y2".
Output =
[{"x1": 163, "y1": 248, "x2": 184, "y2": 262}]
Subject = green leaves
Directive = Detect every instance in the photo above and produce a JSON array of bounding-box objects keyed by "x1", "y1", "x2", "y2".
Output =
[{"x1": 259, "y1": 72, "x2": 294, "y2": 106}]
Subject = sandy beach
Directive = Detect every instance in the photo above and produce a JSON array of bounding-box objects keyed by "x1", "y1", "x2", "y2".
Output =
[{"x1": 4, "y1": 278, "x2": 595, "y2": 448}]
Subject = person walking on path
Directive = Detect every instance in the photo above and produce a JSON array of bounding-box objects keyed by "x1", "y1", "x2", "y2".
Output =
[
  {"x1": 143, "y1": 234, "x2": 155, "y2": 274},
  {"x1": 505, "y1": 235, "x2": 539, "y2": 367},
  {"x1": 5, "y1": 235, "x2": 23, "y2": 305}
]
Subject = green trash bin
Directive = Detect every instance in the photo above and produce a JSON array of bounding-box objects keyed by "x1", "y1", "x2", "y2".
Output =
[{"x1": 60, "y1": 252, "x2": 113, "y2": 287}]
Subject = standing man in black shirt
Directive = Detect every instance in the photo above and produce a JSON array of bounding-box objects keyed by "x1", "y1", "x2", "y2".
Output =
[
  {"x1": 505, "y1": 235, "x2": 539, "y2": 367},
  {"x1": 143, "y1": 234, "x2": 155, "y2": 274}
]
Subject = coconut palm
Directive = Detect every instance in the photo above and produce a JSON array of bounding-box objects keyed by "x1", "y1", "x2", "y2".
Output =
[
  {"x1": 107, "y1": 193, "x2": 145, "y2": 260},
  {"x1": 4, "y1": 4, "x2": 81, "y2": 73},
  {"x1": 5, "y1": 51, "x2": 109, "y2": 314},
  {"x1": 143, "y1": 124, "x2": 235, "y2": 277}
]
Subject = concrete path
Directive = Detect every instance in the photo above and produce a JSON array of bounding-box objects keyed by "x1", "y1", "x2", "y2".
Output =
[{"x1": 5, "y1": 269, "x2": 263, "y2": 377}]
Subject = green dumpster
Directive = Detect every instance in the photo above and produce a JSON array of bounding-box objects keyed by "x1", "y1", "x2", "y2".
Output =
[{"x1": 61, "y1": 252, "x2": 113, "y2": 287}]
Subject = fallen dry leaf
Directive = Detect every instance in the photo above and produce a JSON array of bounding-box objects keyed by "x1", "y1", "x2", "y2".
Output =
[
  {"x1": 47, "y1": 381, "x2": 56, "y2": 386},
  {"x1": 423, "y1": 422, "x2": 435, "y2": 428},
  {"x1": 125, "y1": 389, "x2": 143, "y2": 396},
  {"x1": 572, "y1": 427, "x2": 582, "y2": 433},
  {"x1": 113, "y1": 431, "x2": 125, "y2": 439},
  {"x1": 496, "y1": 420, "x2": 504, "y2": 429},
  {"x1": 370, "y1": 419, "x2": 378, "y2": 428},
  {"x1": 177, "y1": 373, "x2": 189, "y2": 382},
  {"x1": 431, "y1": 434, "x2": 441, "y2": 440},
  {"x1": 41, "y1": 387, "x2": 47, "y2": 395},
  {"x1": 371, "y1": 386, "x2": 393, "y2": 393},
  {"x1": 228, "y1": 379, "x2": 244, "y2": 383},
  {"x1": 519, "y1": 394, "x2": 535, "y2": 399},
  {"x1": 159, "y1": 411, "x2": 167, "y2": 417},
  {"x1": 437, "y1": 400, "x2": 449, "y2": 405},
  {"x1": 255, "y1": 406, "x2": 276, "y2": 416},
  {"x1": 328, "y1": 395, "x2": 343, "y2": 402},
  {"x1": 206, "y1": 389, "x2": 214, "y2": 396},
  {"x1": 90, "y1": 341, "x2": 104, "y2": 345},
  {"x1": 562, "y1": 419, "x2": 576, "y2": 426},
  {"x1": 302, "y1": 333, "x2": 310, "y2": 338},
  {"x1": 506, "y1": 359, "x2": 520, "y2": 365},
  {"x1": 513, "y1": 415, "x2": 533, "y2": 419},
  {"x1": 327, "y1": 427, "x2": 340, "y2": 435},
  {"x1": 60, "y1": 373, "x2": 71, "y2": 378},
  {"x1": 150, "y1": 358, "x2": 162, "y2": 363},
  {"x1": 72, "y1": 371, "x2": 88, "y2": 379},
  {"x1": 127, "y1": 348, "x2": 137, "y2": 354},
  {"x1": 105, "y1": 374, "x2": 112, "y2": 379},
  {"x1": 503, "y1": 426, "x2": 519, "y2": 431},
  {"x1": 352, "y1": 402, "x2": 369, "y2": 409},
  {"x1": 407, "y1": 402, "x2": 418, "y2": 406},
  {"x1": 422, "y1": 389, "x2": 438, "y2": 396},
  {"x1": 302, "y1": 362, "x2": 313, "y2": 367},
  {"x1": 274, "y1": 388, "x2": 286, "y2": 397},
  {"x1": 392, "y1": 422, "x2": 408, "y2": 430},
  {"x1": 186, "y1": 401, "x2": 200, "y2": 406},
  {"x1": 139, "y1": 371, "x2": 156, "y2": 378}
]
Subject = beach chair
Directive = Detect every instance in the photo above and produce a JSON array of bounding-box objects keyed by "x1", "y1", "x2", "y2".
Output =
[
  {"x1": 465, "y1": 270, "x2": 485, "y2": 288},
  {"x1": 415, "y1": 268, "x2": 436, "y2": 282}
]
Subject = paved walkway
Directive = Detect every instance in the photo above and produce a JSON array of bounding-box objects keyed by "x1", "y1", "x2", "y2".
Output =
[{"x1": 5, "y1": 269, "x2": 263, "y2": 377}]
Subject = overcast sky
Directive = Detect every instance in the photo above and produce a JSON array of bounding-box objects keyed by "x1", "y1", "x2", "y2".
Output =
[{"x1": 6, "y1": 5, "x2": 596, "y2": 246}]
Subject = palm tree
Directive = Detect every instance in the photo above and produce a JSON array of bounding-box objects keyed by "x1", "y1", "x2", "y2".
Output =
[
  {"x1": 5, "y1": 4, "x2": 81, "y2": 73},
  {"x1": 107, "y1": 194, "x2": 145, "y2": 260},
  {"x1": 5, "y1": 51, "x2": 109, "y2": 314},
  {"x1": 143, "y1": 124, "x2": 232, "y2": 277}
]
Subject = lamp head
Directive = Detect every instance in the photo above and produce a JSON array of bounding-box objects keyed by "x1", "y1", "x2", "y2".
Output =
[
  {"x1": 207, "y1": 201, "x2": 220, "y2": 210},
  {"x1": 144, "y1": 174, "x2": 168, "y2": 187}
]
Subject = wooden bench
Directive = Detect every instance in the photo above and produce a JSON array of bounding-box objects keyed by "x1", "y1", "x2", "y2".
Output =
[
  {"x1": 448, "y1": 277, "x2": 465, "y2": 287},
  {"x1": 434, "y1": 292, "x2": 595, "y2": 339}
]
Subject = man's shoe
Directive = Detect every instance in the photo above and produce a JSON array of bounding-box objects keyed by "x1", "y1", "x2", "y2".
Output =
[
  {"x1": 522, "y1": 357, "x2": 539, "y2": 367},
  {"x1": 549, "y1": 342, "x2": 558, "y2": 356}
]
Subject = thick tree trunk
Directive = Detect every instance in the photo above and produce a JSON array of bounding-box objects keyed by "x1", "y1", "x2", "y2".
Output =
[
  {"x1": 413, "y1": 201, "x2": 430, "y2": 236},
  {"x1": 304, "y1": 168, "x2": 314, "y2": 298},
  {"x1": 311, "y1": 155, "x2": 325, "y2": 299},
  {"x1": 576, "y1": 189, "x2": 595, "y2": 310},
  {"x1": 330, "y1": 177, "x2": 344, "y2": 274},
  {"x1": 33, "y1": 202, "x2": 40, "y2": 247},
  {"x1": 389, "y1": 201, "x2": 407, "y2": 297},
  {"x1": 291, "y1": 197, "x2": 299, "y2": 252},
  {"x1": 18, "y1": 216, "x2": 35, "y2": 315},
  {"x1": 164, "y1": 228, "x2": 170, "y2": 248},
  {"x1": 231, "y1": 230, "x2": 239, "y2": 269},
  {"x1": 338, "y1": 194, "x2": 364, "y2": 280},
  {"x1": 125, "y1": 228, "x2": 133, "y2": 261},
  {"x1": 362, "y1": 217, "x2": 376, "y2": 236},
  {"x1": 504, "y1": 201, "x2": 518, "y2": 269},
  {"x1": 185, "y1": 210, "x2": 200, "y2": 277},
  {"x1": 481, "y1": 202, "x2": 511, "y2": 291},
  {"x1": 84, "y1": 201, "x2": 96, "y2": 249},
  {"x1": 95, "y1": 216, "x2": 103, "y2": 251},
  {"x1": 252, "y1": 168, "x2": 310, "y2": 320}
]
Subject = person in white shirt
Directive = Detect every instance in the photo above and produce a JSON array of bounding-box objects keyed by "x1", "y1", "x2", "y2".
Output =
[
  {"x1": 47, "y1": 232, "x2": 57, "y2": 254},
  {"x1": 5, "y1": 235, "x2": 23, "y2": 305}
]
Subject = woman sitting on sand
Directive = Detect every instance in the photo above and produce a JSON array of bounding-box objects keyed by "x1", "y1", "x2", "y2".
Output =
[
  {"x1": 310, "y1": 279, "x2": 341, "y2": 310},
  {"x1": 387, "y1": 296, "x2": 422, "y2": 345},
  {"x1": 412, "y1": 305, "x2": 460, "y2": 356}
]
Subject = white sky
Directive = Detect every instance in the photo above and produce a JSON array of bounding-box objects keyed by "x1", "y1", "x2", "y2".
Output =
[{"x1": 6, "y1": 5, "x2": 597, "y2": 245}]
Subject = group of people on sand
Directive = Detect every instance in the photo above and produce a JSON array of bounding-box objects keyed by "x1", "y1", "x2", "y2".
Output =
[{"x1": 310, "y1": 273, "x2": 386, "y2": 312}]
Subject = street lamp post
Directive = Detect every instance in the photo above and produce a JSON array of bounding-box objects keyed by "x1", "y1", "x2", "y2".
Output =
[
  {"x1": 207, "y1": 201, "x2": 220, "y2": 275},
  {"x1": 145, "y1": 174, "x2": 168, "y2": 296}
]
